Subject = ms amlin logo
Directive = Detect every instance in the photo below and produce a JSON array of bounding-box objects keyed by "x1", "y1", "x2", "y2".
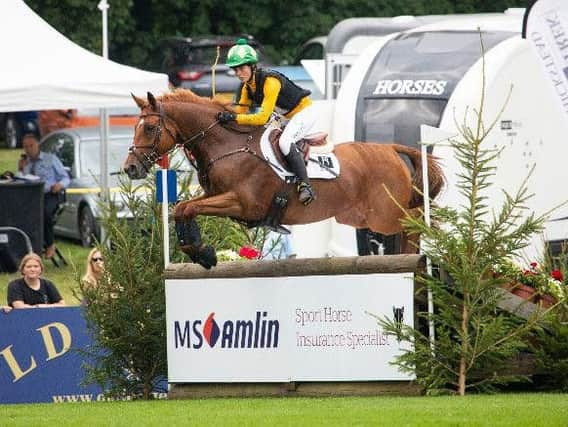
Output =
[{"x1": 173, "y1": 311, "x2": 280, "y2": 349}]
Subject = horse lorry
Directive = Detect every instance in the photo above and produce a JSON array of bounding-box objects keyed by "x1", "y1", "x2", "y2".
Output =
[{"x1": 291, "y1": 8, "x2": 568, "y2": 263}]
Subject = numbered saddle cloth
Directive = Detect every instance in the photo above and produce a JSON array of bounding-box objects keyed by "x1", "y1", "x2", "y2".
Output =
[{"x1": 259, "y1": 126, "x2": 340, "y2": 182}]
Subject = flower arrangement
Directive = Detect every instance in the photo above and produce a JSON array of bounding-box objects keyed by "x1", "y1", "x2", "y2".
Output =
[
  {"x1": 239, "y1": 246, "x2": 260, "y2": 260},
  {"x1": 215, "y1": 246, "x2": 261, "y2": 261},
  {"x1": 495, "y1": 260, "x2": 567, "y2": 302},
  {"x1": 518, "y1": 262, "x2": 566, "y2": 300},
  {"x1": 216, "y1": 249, "x2": 240, "y2": 262}
]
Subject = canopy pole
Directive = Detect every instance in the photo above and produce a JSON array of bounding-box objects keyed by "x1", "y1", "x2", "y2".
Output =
[{"x1": 98, "y1": 0, "x2": 110, "y2": 245}]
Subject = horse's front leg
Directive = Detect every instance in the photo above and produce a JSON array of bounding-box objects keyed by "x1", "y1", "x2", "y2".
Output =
[{"x1": 174, "y1": 191, "x2": 244, "y2": 269}]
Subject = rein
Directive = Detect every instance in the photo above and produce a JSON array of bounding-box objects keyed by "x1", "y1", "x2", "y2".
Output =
[{"x1": 128, "y1": 102, "x2": 219, "y2": 172}]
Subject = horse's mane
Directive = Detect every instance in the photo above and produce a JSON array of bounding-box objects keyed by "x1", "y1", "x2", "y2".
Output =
[{"x1": 158, "y1": 88, "x2": 232, "y2": 110}]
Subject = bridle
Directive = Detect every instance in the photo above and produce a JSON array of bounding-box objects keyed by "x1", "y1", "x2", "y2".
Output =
[
  {"x1": 128, "y1": 102, "x2": 219, "y2": 173},
  {"x1": 128, "y1": 101, "x2": 272, "y2": 192}
]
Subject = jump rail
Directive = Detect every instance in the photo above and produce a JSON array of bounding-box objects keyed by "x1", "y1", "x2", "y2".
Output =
[{"x1": 164, "y1": 254, "x2": 426, "y2": 279}]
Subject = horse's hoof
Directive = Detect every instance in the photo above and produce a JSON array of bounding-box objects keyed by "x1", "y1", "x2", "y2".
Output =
[
  {"x1": 179, "y1": 244, "x2": 217, "y2": 269},
  {"x1": 179, "y1": 245, "x2": 200, "y2": 264},
  {"x1": 198, "y1": 245, "x2": 217, "y2": 269}
]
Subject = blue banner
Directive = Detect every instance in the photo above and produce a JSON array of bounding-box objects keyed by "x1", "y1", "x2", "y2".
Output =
[
  {"x1": 0, "y1": 307, "x2": 167, "y2": 404},
  {"x1": 0, "y1": 307, "x2": 103, "y2": 403}
]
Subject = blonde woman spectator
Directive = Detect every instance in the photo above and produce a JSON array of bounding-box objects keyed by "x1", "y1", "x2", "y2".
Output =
[
  {"x1": 7, "y1": 253, "x2": 66, "y2": 308},
  {"x1": 82, "y1": 248, "x2": 105, "y2": 290}
]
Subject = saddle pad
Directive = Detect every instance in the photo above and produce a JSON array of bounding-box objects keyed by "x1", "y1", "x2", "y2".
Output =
[{"x1": 260, "y1": 126, "x2": 340, "y2": 181}]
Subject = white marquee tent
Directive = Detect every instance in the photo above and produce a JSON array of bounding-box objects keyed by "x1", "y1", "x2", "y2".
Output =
[{"x1": 0, "y1": 0, "x2": 169, "y2": 112}]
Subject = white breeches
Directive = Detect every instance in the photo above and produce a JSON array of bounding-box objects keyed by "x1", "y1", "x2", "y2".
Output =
[{"x1": 278, "y1": 104, "x2": 318, "y2": 156}]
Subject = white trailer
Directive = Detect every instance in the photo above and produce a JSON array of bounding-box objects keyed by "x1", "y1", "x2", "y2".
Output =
[{"x1": 292, "y1": 8, "x2": 568, "y2": 261}]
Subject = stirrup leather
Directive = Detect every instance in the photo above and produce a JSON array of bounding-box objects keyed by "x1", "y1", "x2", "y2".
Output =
[{"x1": 297, "y1": 182, "x2": 316, "y2": 206}]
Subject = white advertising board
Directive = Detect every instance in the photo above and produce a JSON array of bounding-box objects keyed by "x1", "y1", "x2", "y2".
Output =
[{"x1": 166, "y1": 273, "x2": 414, "y2": 382}]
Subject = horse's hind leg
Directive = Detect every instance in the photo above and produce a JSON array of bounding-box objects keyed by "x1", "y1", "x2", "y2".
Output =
[{"x1": 174, "y1": 191, "x2": 243, "y2": 269}]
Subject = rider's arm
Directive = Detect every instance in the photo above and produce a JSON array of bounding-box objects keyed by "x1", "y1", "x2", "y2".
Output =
[{"x1": 236, "y1": 77, "x2": 281, "y2": 126}]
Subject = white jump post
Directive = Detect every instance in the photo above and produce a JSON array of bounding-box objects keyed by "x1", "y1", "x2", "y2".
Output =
[
  {"x1": 159, "y1": 155, "x2": 171, "y2": 268},
  {"x1": 420, "y1": 140, "x2": 435, "y2": 351}
]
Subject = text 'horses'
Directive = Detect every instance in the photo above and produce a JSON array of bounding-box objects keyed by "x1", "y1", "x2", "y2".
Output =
[{"x1": 123, "y1": 90, "x2": 444, "y2": 268}]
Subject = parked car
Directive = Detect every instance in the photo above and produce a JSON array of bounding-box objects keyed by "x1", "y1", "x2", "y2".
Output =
[
  {"x1": 147, "y1": 34, "x2": 274, "y2": 99},
  {"x1": 1, "y1": 111, "x2": 40, "y2": 148},
  {"x1": 293, "y1": 36, "x2": 327, "y2": 65},
  {"x1": 40, "y1": 126, "x2": 135, "y2": 246},
  {"x1": 41, "y1": 126, "x2": 196, "y2": 247}
]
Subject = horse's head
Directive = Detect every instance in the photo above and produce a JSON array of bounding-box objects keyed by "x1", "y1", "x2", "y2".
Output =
[
  {"x1": 124, "y1": 90, "x2": 234, "y2": 179},
  {"x1": 123, "y1": 92, "x2": 180, "y2": 179}
]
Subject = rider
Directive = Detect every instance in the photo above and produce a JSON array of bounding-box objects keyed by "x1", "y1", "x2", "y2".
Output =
[{"x1": 217, "y1": 38, "x2": 317, "y2": 205}]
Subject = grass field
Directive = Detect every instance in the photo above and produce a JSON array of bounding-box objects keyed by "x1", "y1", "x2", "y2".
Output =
[
  {"x1": 1, "y1": 147, "x2": 88, "y2": 305},
  {"x1": 0, "y1": 394, "x2": 567, "y2": 426},
  {"x1": 0, "y1": 147, "x2": 19, "y2": 173}
]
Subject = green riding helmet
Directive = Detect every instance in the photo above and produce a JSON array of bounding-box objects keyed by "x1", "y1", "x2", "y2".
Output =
[{"x1": 226, "y1": 38, "x2": 258, "y2": 68}]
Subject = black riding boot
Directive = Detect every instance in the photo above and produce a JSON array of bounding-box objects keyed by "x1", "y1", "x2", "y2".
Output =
[{"x1": 285, "y1": 144, "x2": 316, "y2": 205}]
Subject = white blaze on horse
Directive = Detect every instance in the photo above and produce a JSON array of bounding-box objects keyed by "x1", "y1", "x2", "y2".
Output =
[{"x1": 123, "y1": 90, "x2": 445, "y2": 269}]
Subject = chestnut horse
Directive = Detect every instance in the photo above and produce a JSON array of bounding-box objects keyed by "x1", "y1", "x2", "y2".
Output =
[{"x1": 124, "y1": 90, "x2": 444, "y2": 268}]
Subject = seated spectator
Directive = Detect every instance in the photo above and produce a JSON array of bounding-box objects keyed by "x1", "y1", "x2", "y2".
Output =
[
  {"x1": 17, "y1": 133, "x2": 70, "y2": 259},
  {"x1": 82, "y1": 248, "x2": 105, "y2": 290},
  {"x1": 7, "y1": 253, "x2": 66, "y2": 308},
  {"x1": 262, "y1": 232, "x2": 296, "y2": 260},
  {"x1": 80, "y1": 249, "x2": 105, "y2": 305}
]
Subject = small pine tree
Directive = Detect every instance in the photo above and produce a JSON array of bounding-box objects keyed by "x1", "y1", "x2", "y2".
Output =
[
  {"x1": 79, "y1": 169, "x2": 265, "y2": 399},
  {"x1": 80, "y1": 174, "x2": 168, "y2": 399},
  {"x1": 376, "y1": 38, "x2": 563, "y2": 395},
  {"x1": 531, "y1": 311, "x2": 568, "y2": 392}
]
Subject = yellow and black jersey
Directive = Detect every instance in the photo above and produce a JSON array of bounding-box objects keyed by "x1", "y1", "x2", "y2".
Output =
[{"x1": 234, "y1": 68, "x2": 311, "y2": 126}]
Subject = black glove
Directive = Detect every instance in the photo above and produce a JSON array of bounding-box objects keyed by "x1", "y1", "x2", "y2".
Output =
[{"x1": 217, "y1": 111, "x2": 236, "y2": 124}]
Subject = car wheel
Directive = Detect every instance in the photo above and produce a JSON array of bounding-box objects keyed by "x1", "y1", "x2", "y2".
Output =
[
  {"x1": 79, "y1": 206, "x2": 98, "y2": 247},
  {"x1": 5, "y1": 116, "x2": 20, "y2": 149}
]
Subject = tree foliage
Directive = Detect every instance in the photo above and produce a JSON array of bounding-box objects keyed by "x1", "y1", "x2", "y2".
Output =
[{"x1": 25, "y1": 0, "x2": 526, "y2": 66}]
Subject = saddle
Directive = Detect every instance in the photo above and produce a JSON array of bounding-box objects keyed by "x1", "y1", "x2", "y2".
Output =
[{"x1": 269, "y1": 129, "x2": 329, "y2": 167}]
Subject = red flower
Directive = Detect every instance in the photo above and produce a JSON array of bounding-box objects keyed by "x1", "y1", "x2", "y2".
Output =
[
  {"x1": 530, "y1": 262, "x2": 538, "y2": 269},
  {"x1": 551, "y1": 269, "x2": 563, "y2": 281},
  {"x1": 523, "y1": 269, "x2": 535, "y2": 276},
  {"x1": 239, "y1": 246, "x2": 260, "y2": 259}
]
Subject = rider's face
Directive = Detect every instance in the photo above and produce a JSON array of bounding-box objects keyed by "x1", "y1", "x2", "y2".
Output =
[{"x1": 234, "y1": 65, "x2": 253, "y2": 83}]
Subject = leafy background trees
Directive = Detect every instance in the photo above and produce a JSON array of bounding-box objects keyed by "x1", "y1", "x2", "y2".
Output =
[{"x1": 25, "y1": 0, "x2": 526, "y2": 66}]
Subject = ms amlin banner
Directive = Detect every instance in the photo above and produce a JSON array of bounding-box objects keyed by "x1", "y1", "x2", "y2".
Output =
[{"x1": 166, "y1": 273, "x2": 415, "y2": 382}]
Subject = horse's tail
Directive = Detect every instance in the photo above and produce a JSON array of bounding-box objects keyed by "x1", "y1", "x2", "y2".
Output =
[{"x1": 393, "y1": 144, "x2": 445, "y2": 209}]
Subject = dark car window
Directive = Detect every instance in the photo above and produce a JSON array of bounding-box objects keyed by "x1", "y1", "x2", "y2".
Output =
[
  {"x1": 41, "y1": 133, "x2": 75, "y2": 175},
  {"x1": 299, "y1": 42, "x2": 324, "y2": 60},
  {"x1": 293, "y1": 42, "x2": 325, "y2": 65},
  {"x1": 164, "y1": 39, "x2": 270, "y2": 68}
]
